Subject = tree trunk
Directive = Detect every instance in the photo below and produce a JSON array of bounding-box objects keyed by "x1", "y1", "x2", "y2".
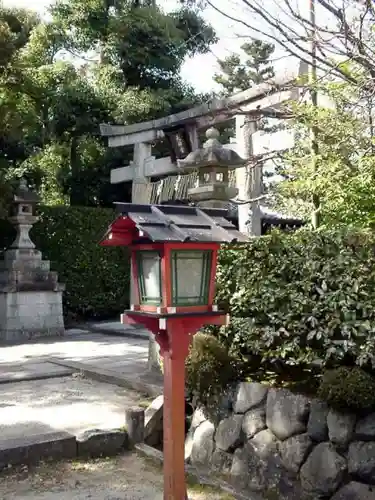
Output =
[{"x1": 69, "y1": 136, "x2": 81, "y2": 206}]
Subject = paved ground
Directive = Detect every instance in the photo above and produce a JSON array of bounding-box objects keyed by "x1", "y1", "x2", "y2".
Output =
[
  {"x1": 0, "y1": 375, "x2": 152, "y2": 440},
  {"x1": 0, "y1": 328, "x2": 158, "y2": 386},
  {"x1": 0, "y1": 327, "x2": 162, "y2": 441},
  {"x1": 0, "y1": 454, "x2": 234, "y2": 500}
]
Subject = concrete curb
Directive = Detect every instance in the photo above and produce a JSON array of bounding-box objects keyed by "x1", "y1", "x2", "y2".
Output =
[
  {"x1": 0, "y1": 368, "x2": 74, "y2": 385},
  {"x1": 135, "y1": 443, "x2": 257, "y2": 500},
  {"x1": 0, "y1": 429, "x2": 131, "y2": 471},
  {"x1": 0, "y1": 432, "x2": 76, "y2": 470},
  {"x1": 82, "y1": 323, "x2": 150, "y2": 341},
  {"x1": 49, "y1": 357, "x2": 162, "y2": 398}
]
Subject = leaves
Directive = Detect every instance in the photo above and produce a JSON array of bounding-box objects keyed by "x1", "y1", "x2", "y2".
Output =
[
  {"x1": 213, "y1": 39, "x2": 275, "y2": 95},
  {"x1": 214, "y1": 228, "x2": 375, "y2": 383},
  {"x1": 274, "y1": 82, "x2": 375, "y2": 228},
  {"x1": 0, "y1": 206, "x2": 130, "y2": 319},
  {"x1": 0, "y1": 1, "x2": 216, "y2": 210}
]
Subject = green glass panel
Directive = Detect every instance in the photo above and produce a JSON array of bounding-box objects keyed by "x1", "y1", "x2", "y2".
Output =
[
  {"x1": 136, "y1": 251, "x2": 162, "y2": 305},
  {"x1": 171, "y1": 250, "x2": 212, "y2": 306}
]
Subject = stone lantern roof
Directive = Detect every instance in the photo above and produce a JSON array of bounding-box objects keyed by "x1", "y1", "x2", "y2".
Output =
[
  {"x1": 13, "y1": 178, "x2": 39, "y2": 204},
  {"x1": 177, "y1": 128, "x2": 246, "y2": 171}
]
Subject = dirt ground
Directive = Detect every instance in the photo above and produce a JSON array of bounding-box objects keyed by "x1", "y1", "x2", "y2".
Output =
[{"x1": 0, "y1": 453, "x2": 235, "y2": 500}]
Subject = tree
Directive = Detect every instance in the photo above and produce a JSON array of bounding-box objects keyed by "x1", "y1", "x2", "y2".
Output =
[
  {"x1": 214, "y1": 39, "x2": 275, "y2": 95},
  {"x1": 192, "y1": 0, "x2": 375, "y2": 228},
  {"x1": 272, "y1": 82, "x2": 375, "y2": 228},
  {"x1": 0, "y1": 1, "x2": 217, "y2": 209},
  {"x1": 201, "y1": 0, "x2": 375, "y2": 91}
]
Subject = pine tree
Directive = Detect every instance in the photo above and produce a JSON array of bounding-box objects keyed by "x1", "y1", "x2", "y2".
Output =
[{"x1": 214, "y1": 39, "x2": 274, "y2": 95}]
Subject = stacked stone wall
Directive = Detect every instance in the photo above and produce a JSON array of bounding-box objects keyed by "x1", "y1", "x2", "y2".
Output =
[{"x1": 185, "y1": 382, "x2": 375, "y2": 499}]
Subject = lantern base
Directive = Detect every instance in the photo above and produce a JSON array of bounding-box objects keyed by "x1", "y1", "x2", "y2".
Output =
[
  {"x1": 122, "y1": 309, "x2": 228, "y2": 320},
  {"x1": 121, "y1": 310, "x2": 228, "y2": 356}
]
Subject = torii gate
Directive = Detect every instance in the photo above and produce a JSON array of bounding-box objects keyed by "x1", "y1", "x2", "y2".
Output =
[
  {"x1": 100, "y1": 64, "x2": 307, "y2": 372},
  {"x1": 100, "y1": 64, "x2": 306, "y2": 235}
]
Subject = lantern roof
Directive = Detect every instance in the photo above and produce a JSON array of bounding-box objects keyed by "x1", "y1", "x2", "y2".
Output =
[
  {"x1": 177, "y1": 127, "x2": 246, "y2": 171},
  {"x1": 13, "y1": 178, "x2": 39, "y2": 204},
  {"x1": 100, "y1": 202, "x2": 249, "y2": 246}
]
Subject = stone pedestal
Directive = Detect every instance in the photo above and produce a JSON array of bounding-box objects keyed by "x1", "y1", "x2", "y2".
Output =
[{"x1": 0, "y1": 180, "x2": 65, "y2": 343}]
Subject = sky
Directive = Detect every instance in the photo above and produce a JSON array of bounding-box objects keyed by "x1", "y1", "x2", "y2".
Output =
[{"x1": 2, "y1": 0, "x2": 302, "y2": 93}]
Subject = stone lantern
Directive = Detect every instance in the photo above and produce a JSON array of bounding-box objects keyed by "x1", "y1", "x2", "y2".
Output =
[
  {"x1": 0, "y1": 179, "x2": 65, "y2": 343},
  {"x1": 7, "y1": 178, "x2": 40, "y2": 259},
  {"x1": 177, "y1": 127, "x2": 246, "y2": 209}
]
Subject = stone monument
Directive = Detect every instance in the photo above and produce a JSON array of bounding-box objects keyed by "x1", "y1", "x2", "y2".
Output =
[{"x1": 0, "y1": 179, "x2": 65, "y2": 342}]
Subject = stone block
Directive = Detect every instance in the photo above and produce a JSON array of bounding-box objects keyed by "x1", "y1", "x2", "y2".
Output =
[
  {"x1": 307, "y1": 399, "x2": 329, "y2": 442},
  {"x1": 300, "y1": 442, "x2": 347, "y2": 497},
  {"x1": 356, "y1": 413, "x2": 375, "y2": 441},
  {"x1": 348, "y1": 441, "x2": 375, "y2": 483},
  {"x1": 76, "y1": 429, "x2": 129, "y2": 458},
  {"x1": 233, "y1": 382, "x2": 268, "y2": 414},
  {"x1": 230, "y1": 441, "x2": 282, "y2": 492},
  {"x1": 230, "y1": 446, "x2": 252, "y2": 489},
  {"x1": 249, "y1": 429, "x2": 279, "y2": 460},
  {"x1": 144, "y1": 395, "x2": 163, "y2": 447},
  {"x1": 266, "y1": 388, "x2": 310, "y2": 441},
  {"x1": 190, "y1": 407, "x2": 207, "y2": 430},
  {"x1": 190, "y1": 420, "x2": 215, "y2": 466},
  {"x1": 279, "y1": 433, "x2": 313, "y2": 474},
  {"x1": 0, "y1": 431, "x2": 76, "y2": 469},
  {"x1": 242, "y1": 407, "x2": 266, "y2": 439},
  {"x1": 215, "y1": 414, "x2": 243, "y2": 451},
  {"x1": 0, "y1": 290, "x2": 64, "y2": 342},
  {"x1": 210, "y1": 449, "x2": 233, "y2": 473},
  {"x1": 124, "y1": 407, "x2": 145, "y2": 445},
  {"x1": 328, "y1": 410, "x2": 356, "y2": 449},
  {"x1": 332, "y1": 482, "x2": 375, "y2": 500}
]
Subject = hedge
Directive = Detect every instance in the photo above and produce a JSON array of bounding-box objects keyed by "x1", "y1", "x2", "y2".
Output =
[
  {"x1": 0, "y1": 206, "x2": 130, "y2": 320},
  {"x1": 210, "y1": 228, "x2": 375, "y2": 387}
]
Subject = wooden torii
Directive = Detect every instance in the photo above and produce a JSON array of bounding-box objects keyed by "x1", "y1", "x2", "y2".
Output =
[{"x1": 100, "y1": 64, "x2": 306, "y2": 235}]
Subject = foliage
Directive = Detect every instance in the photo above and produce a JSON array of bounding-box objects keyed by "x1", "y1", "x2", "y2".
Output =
[
  {"x1": 0, "y1": 1, "x2": 216, "y2": 209},
  {"x1": 213, "y1": 39, "x2": 275, "y2": 95},
  {"x1": 0, "y1": 206, "x2": 130, "y2": 320},
  {"x1": 211, "y1": 228, "x2": 375, "y2": 385},
  {"x1": 185, "y1": 332, "x2": 238, "y2": 415},
  {"x1": 274, "y1": 83, "x2": 375, "y2": 228},
  {"x1": 318, "y1": 367, "x2": 375, "y2": 412},
  {"x1": 196, "y1": 0, "x2": 375, "y2": 92}
]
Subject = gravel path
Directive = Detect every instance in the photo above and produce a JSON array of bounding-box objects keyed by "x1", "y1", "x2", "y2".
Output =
[{"x1": 0, "y1": 453, "x2": 234, "y2": 500}]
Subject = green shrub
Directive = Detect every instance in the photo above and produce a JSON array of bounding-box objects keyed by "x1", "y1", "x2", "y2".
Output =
[
  {"x1": 186, "y1": 332, "x2": 237, "y2": 414},
  {"x1": 318, "y1": 367, "x2": 375, "y2": 411},
  {"x1": 0, "y1": 205, "x2": 130, "y2": 320},
  {"x1": 214, "y1": 228, "x2": 375, "y2": 380}
]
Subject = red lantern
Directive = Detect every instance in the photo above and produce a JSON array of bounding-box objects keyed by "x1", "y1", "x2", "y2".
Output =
[{"x1": 100, "y1": 202, "x2": 248, "y2": 500}]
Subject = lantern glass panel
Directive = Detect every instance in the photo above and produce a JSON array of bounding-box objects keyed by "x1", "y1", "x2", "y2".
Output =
[
  {"x1": 171, "y1": 250, "x2": 212, "y2": 306},
  {"x1": 136, "y1": 251, "x2": 162, "y2": 305}
]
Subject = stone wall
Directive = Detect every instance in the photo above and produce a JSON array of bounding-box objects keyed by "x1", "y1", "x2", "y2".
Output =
[{"x1": 185, "y1": 382, "x2": 375, "y2": 499}]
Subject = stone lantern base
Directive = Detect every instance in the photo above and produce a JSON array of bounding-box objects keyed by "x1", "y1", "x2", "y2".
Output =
[{"x1": 0, "y1": 250, "x2": 65, "y2": 343}]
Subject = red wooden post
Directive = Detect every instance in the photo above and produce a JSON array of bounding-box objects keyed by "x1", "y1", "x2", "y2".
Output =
[
  {"x1": 162, "y1": 335, "x2": 189, "y2": 499},
  {"x1": 126, "y1": 315, "x2": 226, "y2": 500}
]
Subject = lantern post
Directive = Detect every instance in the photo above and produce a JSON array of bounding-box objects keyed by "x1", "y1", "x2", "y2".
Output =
[{"x1": 100, "y1": 203, "x2": 248, "y2": 499}]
